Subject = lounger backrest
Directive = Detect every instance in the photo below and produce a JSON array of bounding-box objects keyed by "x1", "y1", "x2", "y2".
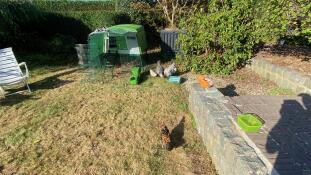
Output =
[{"x1": 0, "y1": 47, "x2": 23, "y2": 84}]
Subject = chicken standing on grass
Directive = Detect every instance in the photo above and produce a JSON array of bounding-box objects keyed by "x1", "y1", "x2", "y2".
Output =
[
  {"x1": 150, "y1": 69, "x2": 157, "y2": 77},
  {"x1": 155, "y1": 60, "x2": 164, "y2": 78},
  {"x1": 164, "y1": 63, "x2": 177, "y2": 77},
  {"x1": 160, "y1": 123, "x2": 171, "y2": 150}
]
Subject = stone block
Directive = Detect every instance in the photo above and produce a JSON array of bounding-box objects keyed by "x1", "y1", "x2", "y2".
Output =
[
  {"x1": 275, "y1": 66, "x2": 284, "y2": 76},
  {"x1": 295, "y1": 86, "x2": 306, "y2": 94},
  {"x1": 260, "y1": 60, "x2": 268, "y2": 69},
  {"x1": 280, "y1": 79, "x2": 290, "y2": 89},
  {"x1": 188, "y1": 82, "x2": 270, "y2": 175},
  {"x1": 256, "y1": 59, "x2": 263, "y2": 67},
  {"x1": 256, "y1": 66, "x2": 262, "y2": 73},
  {"x1": 304, "y1": 89, "x2": 311, "y2": 95},
  {"x1": 274, "y1": 76, "x2": 283, "y2": 87},
  {"x1": 190, "y1": 83, "x2": 207, "y2": 95},
  {"x1": 304, "y1": 78, "x2": 311, "y2": 89},
  {"x1": 270, "y1": 72, "x2": 278, "y2": 82},
  {"x1": 277, "y1": 78, "x2": 285, "y2": 87},
  {"x1": 288, "y1": 82, "x2": 297, "y2": 91},
  {"x1": 205, "y1": 87, "x2": 224, "y2": 98},
  {"x1": 271, "y1": 64, "x2": 277, "y2": 72},
  {"x1": 201, "y1": 96, "x2": 216, "y2": 104},
  {"x1": 266, "y1": 72, "x2": 271, "y2": 80},
  {"x1": 286, "y1": 70, "x2": 303, "y2": 84},
  {"x1": 252, "y1": 58, "x2": 258, "y2": 65},
  {"x1": 282, "y1": 67, "x2": 292, "y2": 79},
  {"x1": 215, "y1": 117, "x2": 232, "y2": 129},
  {"x1": 246, "y1": 63, "x2": 252, "y2": 69},
  {"x1": 266, "y1": 63, "x2": 273, "y2": 72}
]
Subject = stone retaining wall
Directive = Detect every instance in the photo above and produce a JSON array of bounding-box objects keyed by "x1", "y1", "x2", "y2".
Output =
[
  {"x1": 249, "y1": 58, "x2": 311, "y2": 94},
  {"x1": 188, "y1": 83, "x2": 277, "y2": 175}
]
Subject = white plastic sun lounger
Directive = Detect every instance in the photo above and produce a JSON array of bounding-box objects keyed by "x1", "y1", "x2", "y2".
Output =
[{"x1": 0, "y1": 47, "x2": 31, "y2": 97}]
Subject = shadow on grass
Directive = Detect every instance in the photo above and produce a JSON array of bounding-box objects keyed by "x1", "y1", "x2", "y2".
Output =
[
  {"x1": 30, "y1": 68, "x2": 78, "y2": 91},
  {"x1": 139, "y1": 70, "x2": 150, "y2": 84},
  {"x1": 171, "y1": 116, "x2": 185, "y2": 149},
  {"x1": 0, "y1": 94, "x2": 39, "y2": 106},
  {"x1": 0, "y1": 68, "x2": 79, "y2": 106}
]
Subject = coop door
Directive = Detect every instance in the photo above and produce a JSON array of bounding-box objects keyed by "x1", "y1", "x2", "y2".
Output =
[
  {"x1": 108, "y1": 37, "x2": 118, "y2": 53},
  {"x1": 104, "y1": 36, "x2": 109, "y2": 53},
  {"x1": 127, "y1": 35, "x2": 140, "y2": 55}
]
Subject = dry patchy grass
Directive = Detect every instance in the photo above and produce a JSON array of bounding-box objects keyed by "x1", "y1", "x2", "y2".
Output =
[
  {"x1": 205, "y1": 68, "x2": 294, "y2": 96},
  {"x1": 0, "y1": 67, "x2": 217, "y2": 175}
]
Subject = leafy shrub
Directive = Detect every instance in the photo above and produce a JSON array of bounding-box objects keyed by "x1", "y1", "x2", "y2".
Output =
[
  {"x1": 301, "y1": 2, "x2": 311, "y2": 44},
  {"x1": 177, "y1": 0, "x2": 310, "y2": 74},
  {"x1": 117, "y1": 0, "x2": 164, "y2": 48},
  {"x1": 156, "y1": 0, "x2": 208, "y2": 29},
  {"x1": 256, "y1": 0, "x2": 310, "y2": 46},
  {"x1": 178, "y1": 0, "x2": 258, "y2": 74}
]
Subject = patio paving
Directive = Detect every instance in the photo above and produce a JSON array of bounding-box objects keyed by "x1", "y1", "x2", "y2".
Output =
[{"x1": 225, "y1": 94, "x2": 311, "y2": 175}]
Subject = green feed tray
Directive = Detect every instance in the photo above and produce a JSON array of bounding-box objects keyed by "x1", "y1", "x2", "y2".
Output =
[
  {"x1": 237, "y1": 113, "x2": 263, "y2": 133},
  {"x1": 131, "y1": 67, "x2": 141, "y2": 77},
  {"x1": 130, "y1": 77, "x2": 139, "y2": 85},
  {"x1": 129, "y1": 67, "x2": 141, "y2": 85}
]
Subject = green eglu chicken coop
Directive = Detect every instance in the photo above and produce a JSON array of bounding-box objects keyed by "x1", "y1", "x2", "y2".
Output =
[{"x1": 87, "y1": 24, "x2": 147, "y2": 71}]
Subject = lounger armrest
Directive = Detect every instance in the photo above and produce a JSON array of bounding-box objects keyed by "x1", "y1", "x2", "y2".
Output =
[{"x1": 18, "y1": 62, "x2": 29, "y2": 78}]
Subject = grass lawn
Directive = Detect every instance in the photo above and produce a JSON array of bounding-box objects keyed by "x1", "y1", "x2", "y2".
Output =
[{"x1": 0, "y1": 66, "x2": 217, "y2": 174}]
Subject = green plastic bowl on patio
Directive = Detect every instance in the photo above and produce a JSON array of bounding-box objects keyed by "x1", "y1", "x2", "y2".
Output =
[{"x1": 237, "y1": 113, "x2": 263, "y2": 133}]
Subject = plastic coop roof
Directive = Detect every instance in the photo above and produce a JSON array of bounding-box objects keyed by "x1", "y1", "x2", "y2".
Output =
[{"x1": 108, "y1": 24, "x2": 142, "y2": 35}]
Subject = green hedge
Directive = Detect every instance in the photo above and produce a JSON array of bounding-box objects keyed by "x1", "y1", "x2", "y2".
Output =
[
  {"x1": 0, "y1": 0, "x2": 129, "y2": 65},
  {"x1": 33, "y1": 0, "x2": 115, "y2": 12},
  {"x1": 58, "y1": 11, "x2": 126, "y2": 32},
  {"x1": 32, "y1": 0, "x2": 123, "y2": 30}
]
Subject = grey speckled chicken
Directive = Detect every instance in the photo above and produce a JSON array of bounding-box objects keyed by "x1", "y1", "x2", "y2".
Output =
[
  {"x1": 155, "y1": 60, "x2": 164, "y2": 78},
  {"x1": 164, "y1": 63, "x2": 177, "y2": 77}
]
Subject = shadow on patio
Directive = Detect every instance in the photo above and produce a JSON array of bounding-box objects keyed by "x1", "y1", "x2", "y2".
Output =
[{"x1": 266, "y1": 93, "x2": 311, "y2": 175}]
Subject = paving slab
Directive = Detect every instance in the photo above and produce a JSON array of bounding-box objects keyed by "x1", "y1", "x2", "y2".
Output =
[{"x1": 226, "y1": 95, "x2": 311, "y2": 175}]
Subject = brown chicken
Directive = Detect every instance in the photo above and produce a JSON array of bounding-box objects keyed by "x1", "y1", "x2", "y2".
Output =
[{"x1": 160, "y1": 123, "x2": 171, "y2": 150}]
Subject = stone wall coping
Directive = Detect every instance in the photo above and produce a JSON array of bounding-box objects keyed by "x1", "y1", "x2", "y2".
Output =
[
  {"x1": 250, "y1": 57, "x2": 311, "y2": 94},
  {"x1": 188, "y1": 82, "x2": 279, "y2": 175}
]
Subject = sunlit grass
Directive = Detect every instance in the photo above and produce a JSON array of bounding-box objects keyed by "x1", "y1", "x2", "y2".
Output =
[
  {"x1": 0, "y1": 66, "x2": 217, "y2": 175},
  {"x1": 266, "y1": 87, "x2": 294, "y2": 96}
]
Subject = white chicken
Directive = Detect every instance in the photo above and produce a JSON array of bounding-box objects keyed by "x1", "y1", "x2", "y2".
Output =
[
  {"x1": 155, "y1": 60, "x2": 164, "y2": 78},
  {"x1": 150, "y1": 69, "x2": 157, "y2": 77},
  {"x1": 164, "y1": 63, "x2": 177, "y2": 77}
]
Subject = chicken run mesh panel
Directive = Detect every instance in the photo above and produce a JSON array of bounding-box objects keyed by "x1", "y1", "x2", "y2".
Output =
[
  {"x1": 86, "y1": 46, "x2": 145, "y2": 82},
  {"x1": 85, "y1": 24, "x2": 147, "y2": 82}
]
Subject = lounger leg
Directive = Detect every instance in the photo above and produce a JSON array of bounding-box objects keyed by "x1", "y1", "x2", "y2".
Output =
[
  {"x1": 0, "y1": 87, "x2": 5, "y2": 98},
  {"x1": 26, "y1": 83, "x2": 31, "y2": 93}
]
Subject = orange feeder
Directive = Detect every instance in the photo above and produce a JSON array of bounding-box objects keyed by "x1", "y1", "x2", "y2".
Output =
[{"x1": 197, "y1": 75, "x2": 210, "y2": 89}]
